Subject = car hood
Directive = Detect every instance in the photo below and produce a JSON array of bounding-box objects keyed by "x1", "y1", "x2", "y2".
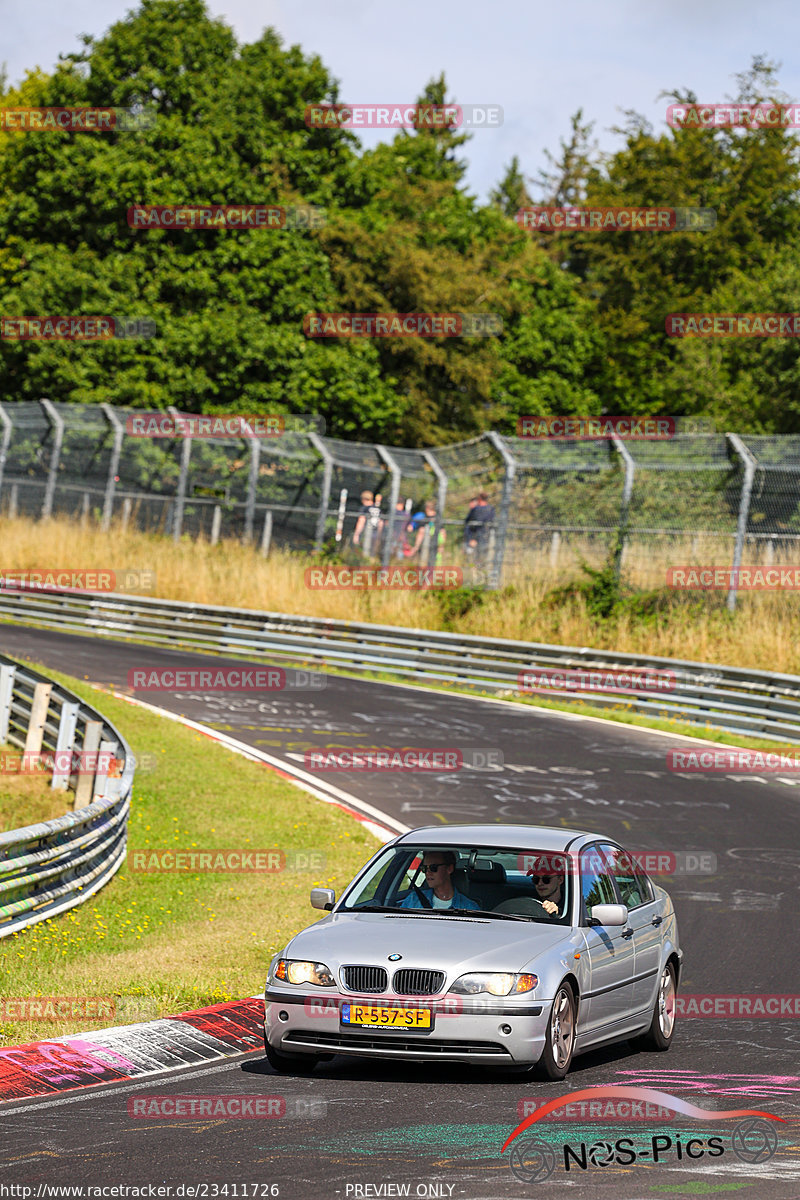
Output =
[{"x1": 284, "y1": 911, "x2": 570, "y2": 977}]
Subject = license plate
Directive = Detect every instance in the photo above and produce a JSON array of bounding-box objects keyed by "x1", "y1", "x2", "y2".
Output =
[{"x1": 341, "y1": 1003, "x2": 432, "y2": 1029}]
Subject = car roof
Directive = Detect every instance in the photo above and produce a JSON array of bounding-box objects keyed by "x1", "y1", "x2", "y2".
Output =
[{"x1": 394, "y1": 824, "x2": 608, "y2": 852}]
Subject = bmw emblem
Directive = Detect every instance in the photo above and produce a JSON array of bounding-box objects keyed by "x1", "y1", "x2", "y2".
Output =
[{"x1": 388, "y1": 953, "x2": 402, "y2": 961}]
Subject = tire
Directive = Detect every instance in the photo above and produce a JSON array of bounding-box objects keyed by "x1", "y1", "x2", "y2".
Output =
[
  {"x1": 632, "y1": 961, "x2": 677, "y2": 1051},
  {"x1": 264, "y1": 1037, "x2": 320, "y2": 1075},
  {"x1": 538, "y1": 984, "x2": 576, "y2": 1080}
]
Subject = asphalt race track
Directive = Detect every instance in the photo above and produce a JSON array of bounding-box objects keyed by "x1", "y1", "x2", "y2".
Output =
[{"x1": 1, "y1": 623, "x2": 798, "y2": 1198}]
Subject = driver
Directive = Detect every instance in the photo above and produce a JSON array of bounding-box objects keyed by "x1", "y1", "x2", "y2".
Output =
[
  {"x1": 531, "y1": 870, "x2": 565, "y2": 917},
  {"x1": 399, "y1": 850, "x2": 479, "y2": 911}
]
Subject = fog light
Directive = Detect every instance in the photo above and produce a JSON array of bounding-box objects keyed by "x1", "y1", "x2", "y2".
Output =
[
  {"x1": 500, "y1": 1023, "x2": 512, "y2": 1035},
  {"x1": 279, "y1": 1010, "x2": 289, "y2": 1021}
]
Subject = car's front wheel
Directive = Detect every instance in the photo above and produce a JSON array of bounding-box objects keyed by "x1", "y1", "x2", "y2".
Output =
[
  {"x1": 632, "y1": 961, "x2": 676, "y2": 1051},
  {"x1": 265, "y1": 1037, "x2": 320, "y2": 1075},
  {"x1": 538, "y1": 984, "x2": 576, "y2": 1080}
]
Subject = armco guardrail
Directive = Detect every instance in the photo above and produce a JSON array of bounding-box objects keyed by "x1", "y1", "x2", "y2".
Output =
[
  {"x1": 0, "y1": 652, "x2": 133, "y2": 937},
  {"x1": 0, "y1": 585, "x2": 797, "y2": 744}
]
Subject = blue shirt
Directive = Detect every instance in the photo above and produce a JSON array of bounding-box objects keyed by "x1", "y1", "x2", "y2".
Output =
[{"x1": 399, "y1": 887, "x2": 480, "y2": 911}]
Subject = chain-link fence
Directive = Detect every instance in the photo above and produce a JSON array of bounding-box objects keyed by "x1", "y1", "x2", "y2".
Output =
[{"x1": 1, "y1": 400, "x2": 799, "y2": 607}]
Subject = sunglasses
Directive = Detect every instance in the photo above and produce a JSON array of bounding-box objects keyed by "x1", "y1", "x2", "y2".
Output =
[
  {"x1": 532, "y1": 875, "x2": 554, "y2": 884},
  {"x1": 423, "y1": 863, "x2": 446, "y2": 873}
]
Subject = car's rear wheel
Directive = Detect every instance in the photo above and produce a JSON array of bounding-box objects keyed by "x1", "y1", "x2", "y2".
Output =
[
  {"x1": 632, "y1": 961, "x2": 676, "y2": 1051},
  {"x1": 264, "y1": 1036, "x2": 321, "y2": 1075},
  {"x1": 538, "y1": 984, "x2": 576, "y2": 1080}
]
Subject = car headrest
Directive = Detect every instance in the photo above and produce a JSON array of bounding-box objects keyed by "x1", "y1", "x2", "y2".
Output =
[{"x1": 468, "y1": 859, "x2": 506, "y2": 884}]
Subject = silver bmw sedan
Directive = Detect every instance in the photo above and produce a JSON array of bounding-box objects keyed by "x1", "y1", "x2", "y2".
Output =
[{"x1": 264, "y1": 824, "x2": 682, "y2": 1078}]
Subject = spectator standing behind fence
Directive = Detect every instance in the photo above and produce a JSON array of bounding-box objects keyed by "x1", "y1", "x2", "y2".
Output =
[
  {"x1": 353, "y1": 490, "x2": 384, "y2": 557},
  {"x1": 406, "y1": 500, "x2": 446, "y2": 565},
  {"x1": 464, "y1": 492, "x2": 495, "y2": 560},
  {"x1": 390, "y1": 499, "x2": 412, "y2": 559}
]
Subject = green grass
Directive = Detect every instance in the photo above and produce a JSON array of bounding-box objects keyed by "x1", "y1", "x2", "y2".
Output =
[{"x1": 0, "y1": 667, "x2": 378, "y2": 1047}]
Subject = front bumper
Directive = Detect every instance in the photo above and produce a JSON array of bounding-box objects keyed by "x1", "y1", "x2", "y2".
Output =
[{"x1": 265, "y1": 988, "x2": 548, "y2": 1065}]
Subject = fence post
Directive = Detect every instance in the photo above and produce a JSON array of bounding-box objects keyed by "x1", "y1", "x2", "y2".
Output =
[
  {"x1": 244, "y1": 438, "x2": 260, "y2": 542},
  {"x1": 0, "y1": 665, "x2": 15, "y2": 742},
  {"x1": 611, "y1": 433, "x2": 636, "y2": 580},
  {"x1": 210, "y1": 505, "x2": 222, "y2": 545},
  {"x1": 8, "y1": 483, "x2": 18, "y2": 519},
  {"x1": 422, "y1": 450, "x2": 448, "y2": 529},
  {"x1": 486, "y1": 432, "x2": 516, "y2": 589},
  {"x1": 120, "y1": 496, "x2": 132, "y2": 532},
  {"x1": 0, "y1": 402, "x2": 12, "y2": 507},
  {"x1": 24, "y1": 682, "x2": 52, "y2": 757},
  {"x1": 726, "y1": 433, "x2": 757, "y2": 613},
  {"x1": 376, "y1": 446, "x2": 401, "y2": 567},
  {"x1": 167, "y1": 406, "x2": 192, "y2": 542},
  {"x1": 550, "y1": 531, "x2": 561, "y2": 567},
  {"x1": 81, "y1": 492, "x2": 90, "y2": 524},
  {"x1": 260, "y1": 510, "x2": 273, "y2": 556},
  {"x1": 40, "y1": 398, "x2": 64, "y2": 519},
  {"x1": 309, "y1": 432, "x2": 333, "y2": 553},
  {"x1": 100, "y1": 402, "x2": 124, "y2": 532},
  {"x1": 52, "y1": 700, "x2": 79, "y2": 790}
]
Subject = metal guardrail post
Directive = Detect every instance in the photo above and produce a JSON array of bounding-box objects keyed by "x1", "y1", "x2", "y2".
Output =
[
  {"x1": 244, "y1": 438, "x2": 260, "y2": 542},
  {"x1": 40, "y1": 398, "x2": 64, "y2": 519},
  {"x1": 23, "y1": 682, "x2": 52, "y2": 756},
  {"x1": 308, "y1": 432, "x2": 333, "y2": 553},
  {"x1": 74, "y1": 719, "x2": 102, "y2": 807},
  {"x1": 0, "y1": 665, "x2": 14, "y2": 742},
  {"x1": 727, "y1": 433, "x2": 758, "y2": 613},
  {"x1": 101, "y1": 403, "x2": 125, "y2": 531},
  {"x1": 52, "y1": 700, "x2": 79, "y2": 790},
  {"x1": 486, "y1": 432, "x2": 516, "y2": 589},
  {"x1": 377, "y1": 446, "x2": 401, "y2": 567},
  {"x1": 168, "y1": 406, "x2": 192, "y2": 542},
  {"x1": 611, "y1": 433, "x2": 636, "y2": 579},
  {"x1": 0, "y1": 402, "x2": 12, "y2": 504}
]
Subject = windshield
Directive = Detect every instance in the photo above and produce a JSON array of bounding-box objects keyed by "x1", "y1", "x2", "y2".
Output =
[{"x1": 342, "y1": 844, "x2": 571, "y2": 923}]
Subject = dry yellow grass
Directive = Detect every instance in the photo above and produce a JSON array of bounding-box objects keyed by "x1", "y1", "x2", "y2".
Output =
[
  {"x1": 0, "y1": 513, "x2": 797, "y2": 673},
  {"x1": 0, "y1": 743, "x2": 69, "y2": 832}
]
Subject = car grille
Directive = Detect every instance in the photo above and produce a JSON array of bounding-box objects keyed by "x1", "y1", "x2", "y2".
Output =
[
  {"x1": 287, "y1": 1031, "x2": 510, "y2": 1057},
  {"x1": 341, "y1": 965, "x2": 388, "y2": 993},
  {"x1": 393, "y1": 968, "x2": 445, "y2": 996}
]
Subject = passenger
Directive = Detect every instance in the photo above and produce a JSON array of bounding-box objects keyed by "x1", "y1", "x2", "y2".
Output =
[{"x1": 399, "y1": 850, "x2": 479, "y2": 911}]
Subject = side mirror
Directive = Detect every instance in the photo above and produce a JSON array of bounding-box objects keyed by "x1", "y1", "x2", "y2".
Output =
[
  {"x1": 589, "y1": 903, "x2": 628, "y2": 927},
  {"x1": 311, "y1": 887, "x2": 335, "y2": 911}
]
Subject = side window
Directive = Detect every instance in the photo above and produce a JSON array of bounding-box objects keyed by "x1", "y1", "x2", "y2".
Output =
[
  {"x1": 580, "y1": 846, "x2": 616, "y2": 922},
  {"x1": 600, "y1": 844, "x2": 649, "y2": 910}
]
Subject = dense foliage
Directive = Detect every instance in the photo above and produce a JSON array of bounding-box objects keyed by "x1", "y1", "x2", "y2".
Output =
[{"x1": 1, "y1": 5, "x2": 797, "y2": 444}]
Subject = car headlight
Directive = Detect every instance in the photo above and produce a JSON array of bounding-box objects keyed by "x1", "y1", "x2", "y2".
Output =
[
  {"x1": 273, "y1": 959, "x2": 335, "y2": 987},
  {"x1": 449, "y1": 972, "x2": 538, "y2": 996}
]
